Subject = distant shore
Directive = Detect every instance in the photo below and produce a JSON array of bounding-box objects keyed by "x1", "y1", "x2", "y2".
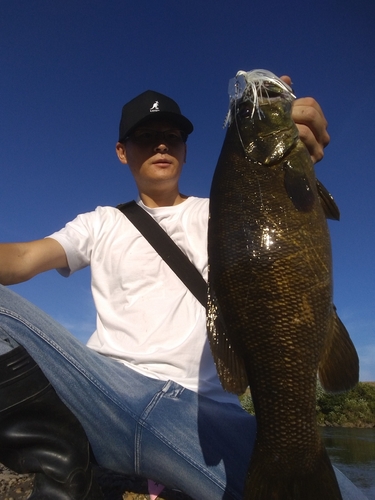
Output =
[
  {"x1": 240, "y1": 382, "x2": 375, "y2": 428},
  {"x1": 316, "y1": 382, "x2": 375, "y2": 428}
]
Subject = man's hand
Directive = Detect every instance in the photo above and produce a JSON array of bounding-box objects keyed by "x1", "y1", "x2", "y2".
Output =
[{"x1": 280, "y1": 75, "x2": 330, "y2": 164}]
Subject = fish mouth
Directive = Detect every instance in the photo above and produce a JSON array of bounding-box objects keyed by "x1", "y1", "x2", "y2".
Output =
[
  {"x1": 259, "y1": 89, "x2": 284, "y2": 100},
  {"x1": 255, "y1": 127, "x2": 291, "y2": 139},
  {"x1": 224, "y1": 70, "x2": 296, "y2": 127}
]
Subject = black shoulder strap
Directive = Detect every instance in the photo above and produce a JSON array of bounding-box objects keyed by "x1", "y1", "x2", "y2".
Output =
[{"x1": 117, "y1": 200, "x2": 207, "y2": 308}]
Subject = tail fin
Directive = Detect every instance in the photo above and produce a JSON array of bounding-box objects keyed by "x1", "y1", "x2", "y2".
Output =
[{"x1": 244, "y1": 447, "x2": 343, "y2": 499}]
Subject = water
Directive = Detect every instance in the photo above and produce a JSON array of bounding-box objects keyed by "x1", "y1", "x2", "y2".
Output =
[{"x1": 321, "y1": 427, "x2": 375, "y2": 500}]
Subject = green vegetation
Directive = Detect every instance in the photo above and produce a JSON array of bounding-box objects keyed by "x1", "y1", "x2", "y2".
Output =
[
  {"x1": 239, "y1": 390, "x2": 255, "y2": 415},
  {"x1": 239, "y1": 383, "x2": 375, "y2": 427},
  {"x1": 316, "y1": 382, "x2": 375, "y2": 427}
]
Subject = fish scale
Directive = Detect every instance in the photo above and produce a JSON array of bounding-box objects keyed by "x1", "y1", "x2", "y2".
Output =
[{"x1": 207, "y1": 69, "x2": 359, "y2": 499}]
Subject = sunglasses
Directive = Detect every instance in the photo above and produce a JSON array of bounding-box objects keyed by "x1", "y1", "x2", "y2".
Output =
[{"x1": 125, "y1": 129, "x2": 187, "y2": 146}]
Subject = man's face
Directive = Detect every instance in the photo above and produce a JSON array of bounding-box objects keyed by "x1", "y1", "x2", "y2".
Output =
[{"x1": 116, "y1": 121, "x2": 187, "y2": 192}]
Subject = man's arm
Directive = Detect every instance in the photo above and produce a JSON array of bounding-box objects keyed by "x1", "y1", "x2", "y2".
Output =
[{"x1": 0, "y1": 238, "x2": 68, "y2": 285}]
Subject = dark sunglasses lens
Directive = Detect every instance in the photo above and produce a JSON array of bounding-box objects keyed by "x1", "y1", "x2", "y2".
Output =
[{"x1": 130, "y1": 130, "x2": 186, "y2": 145}]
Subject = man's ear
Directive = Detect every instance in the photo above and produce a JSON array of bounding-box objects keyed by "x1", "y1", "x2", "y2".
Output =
[
  {"x1": 184, "y1": 144, "x2": 187, "y2": 164},
  {"x1": 116, "y1": 142, "x2": 127, "y2": 164}
]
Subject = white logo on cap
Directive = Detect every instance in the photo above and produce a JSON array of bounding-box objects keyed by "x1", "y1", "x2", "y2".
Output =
[{"x1": 150, "y1": 101, "x2": 160, "y2": 112}]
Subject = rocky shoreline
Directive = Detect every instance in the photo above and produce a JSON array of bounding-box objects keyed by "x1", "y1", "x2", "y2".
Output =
[
  {"x1": 0, "y1": 464, "x2": 193, "y2": 500},
  {"x1": 0, "y1": 465, "x2": 33, "y2": 500}
]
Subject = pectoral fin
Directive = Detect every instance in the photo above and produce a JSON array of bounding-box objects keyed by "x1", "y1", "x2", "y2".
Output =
[
  {"x1": 318, "y1": 306, "x2": 359, "y2": 392},
  {"x1": 207, "y1": 287, "x2": 248, "y2": 394},
  {"x1": 283, "y1": 160, "x2": 316, "y2": 212}
]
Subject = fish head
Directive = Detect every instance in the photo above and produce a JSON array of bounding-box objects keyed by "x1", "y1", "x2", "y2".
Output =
[{"x1": 225, "y1": 69, "x2": 299, "y2": 165}]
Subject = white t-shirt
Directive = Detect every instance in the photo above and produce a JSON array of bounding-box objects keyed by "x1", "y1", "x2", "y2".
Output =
[{"x1": 48, "y1": 197, "x2": 239, "y2": 405}]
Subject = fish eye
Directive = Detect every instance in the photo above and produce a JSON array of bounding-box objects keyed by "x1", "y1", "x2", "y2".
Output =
[{"x1": 239, "y1": 106, "x2": 253, "y2": 119}]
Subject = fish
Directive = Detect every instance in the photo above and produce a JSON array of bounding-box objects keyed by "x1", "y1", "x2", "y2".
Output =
[{"x1": 207, "y1": 69, "x2": 359, "y2": 499}]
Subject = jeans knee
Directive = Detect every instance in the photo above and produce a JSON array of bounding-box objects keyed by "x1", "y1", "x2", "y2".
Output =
[{"x1": 0, "y1": 327, "x2": 20, "y2": 354}]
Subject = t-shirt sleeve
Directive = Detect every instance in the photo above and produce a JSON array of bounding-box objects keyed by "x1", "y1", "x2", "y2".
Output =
[{"x1": 47, "y1": 211, "x2": 96, "y2": 277}]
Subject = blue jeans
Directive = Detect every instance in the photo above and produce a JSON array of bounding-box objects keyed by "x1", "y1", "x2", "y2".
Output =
[{"x1": 0, "y1": 285, "x2": 367, "y2": 500}]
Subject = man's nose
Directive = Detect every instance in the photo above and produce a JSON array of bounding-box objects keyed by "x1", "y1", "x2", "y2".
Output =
[{"x1": 154, "y1": 142, "x2": 168, "y2": 152}]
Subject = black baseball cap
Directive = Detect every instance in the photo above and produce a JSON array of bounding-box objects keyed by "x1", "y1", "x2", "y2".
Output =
[{"x1": 118, "y1": 90, "x2": 194, "y2": 142}]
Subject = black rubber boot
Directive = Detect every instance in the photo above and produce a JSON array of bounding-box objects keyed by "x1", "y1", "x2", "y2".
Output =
[{"x1": 0, "y1": 346, "x2": 103, "y2": 499}]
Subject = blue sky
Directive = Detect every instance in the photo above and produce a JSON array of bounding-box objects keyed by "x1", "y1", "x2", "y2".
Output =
[{"x1": 1, "y1": 0, "x2": 374, "y2": 381}]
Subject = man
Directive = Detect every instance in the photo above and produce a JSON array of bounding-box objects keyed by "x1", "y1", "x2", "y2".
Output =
[{"x1": 0, "y1": 82, "x2": 364, "y2": 500}]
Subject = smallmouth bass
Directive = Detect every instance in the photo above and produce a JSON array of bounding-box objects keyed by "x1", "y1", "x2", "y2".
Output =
[{"x1": 207, "y1": 69, "x2": 359, "y2": 499}]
